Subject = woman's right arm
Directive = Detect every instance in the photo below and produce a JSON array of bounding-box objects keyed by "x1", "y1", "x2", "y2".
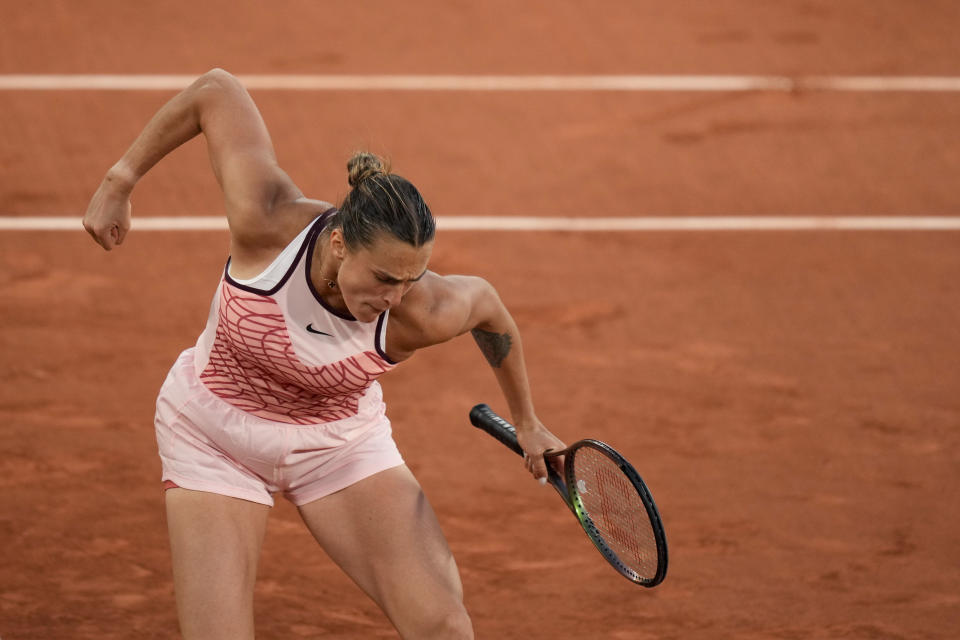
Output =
[{"x1": 83, "y1": 68, "x2": 303, "y2": 254}]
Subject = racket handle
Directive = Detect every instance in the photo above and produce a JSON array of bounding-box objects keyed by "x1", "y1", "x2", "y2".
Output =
[{"x1": 469, "y1": 403, "x2": 525, "y2": 457}]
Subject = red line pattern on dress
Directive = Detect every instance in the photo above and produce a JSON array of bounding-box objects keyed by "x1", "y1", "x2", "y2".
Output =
[{"x1": 199, "y1": 283, "x2": 393, "y2": 425}]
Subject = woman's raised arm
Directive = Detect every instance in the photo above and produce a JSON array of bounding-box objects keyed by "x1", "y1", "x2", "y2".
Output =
[{"x1": 83, "y1": 68, "x2": 302, "y2": 252}]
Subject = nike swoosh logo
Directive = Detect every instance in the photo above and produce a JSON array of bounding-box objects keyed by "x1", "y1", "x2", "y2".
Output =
[{"x1": 306, "y1": 324, "x2": 334, "y2": 337}]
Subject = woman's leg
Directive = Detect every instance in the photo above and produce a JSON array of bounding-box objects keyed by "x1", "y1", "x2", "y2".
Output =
[
  {"x1": 297, "y1": 465, "x2": 473, "y2": 639},
  {"x1": 165, "y1": 488, "x2": 271, "y2": 640}
]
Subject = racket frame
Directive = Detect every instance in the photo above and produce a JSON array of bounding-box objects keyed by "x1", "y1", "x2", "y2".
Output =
[
  {"x1": 561, "y1": 439, "x2": 669, "y2": 587},
  {"x1": 469, "y1": 403, "x2": 668, "y2": 587}
]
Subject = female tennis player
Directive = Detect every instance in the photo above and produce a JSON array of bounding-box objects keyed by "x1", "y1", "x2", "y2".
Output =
[{"x1": 82, "y1": 68, "x2": 564, "y2": 639}]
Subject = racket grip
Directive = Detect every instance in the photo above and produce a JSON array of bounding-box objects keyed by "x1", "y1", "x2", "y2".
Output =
[{"x1": 469, "y1": 403, "x2": 525, "y2": 457}]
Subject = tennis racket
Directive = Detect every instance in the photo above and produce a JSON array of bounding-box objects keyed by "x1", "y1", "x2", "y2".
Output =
[{"x1": 469, "y1": 403, "x2": 668, "y2": 587}]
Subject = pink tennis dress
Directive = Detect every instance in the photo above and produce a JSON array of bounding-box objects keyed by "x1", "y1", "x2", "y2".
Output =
[{"x1": 154, "y1": 211, "x2": 404, "y2": 506}]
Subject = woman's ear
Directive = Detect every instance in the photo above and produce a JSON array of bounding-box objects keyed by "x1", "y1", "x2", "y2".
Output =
[{"x1": 329, "y1": 229, "x2": 346, "y2": 261}]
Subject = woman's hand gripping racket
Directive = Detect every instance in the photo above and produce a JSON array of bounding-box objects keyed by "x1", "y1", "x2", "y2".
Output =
[{"x1": 469, "y1": 403, "x2": 668, "y2": 587}]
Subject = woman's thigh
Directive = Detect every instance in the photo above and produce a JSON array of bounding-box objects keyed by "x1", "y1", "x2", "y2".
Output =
[
  {"x1": 165, "y1": 488, "x2": 271, "y2": 640},
  {"x1": 297, "y1": 465, "x2": 473, "y2": 639}
]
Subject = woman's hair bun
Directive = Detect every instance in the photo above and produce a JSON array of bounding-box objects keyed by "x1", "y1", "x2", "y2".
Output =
[{"x1": 347, "y1": 151, "x2": 391, "y2": 188}]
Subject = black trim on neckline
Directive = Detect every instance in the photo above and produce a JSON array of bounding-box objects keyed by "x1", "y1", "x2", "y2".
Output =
[
  {"x1": 375, "y1": 312, "x2": 398, "y2": 365},
  {"x1": 223, "y1": 211, "x2": 334, "y2": 296},
  {"x1": 305, "y1": 210, "x2": 357, "y2": 321}
]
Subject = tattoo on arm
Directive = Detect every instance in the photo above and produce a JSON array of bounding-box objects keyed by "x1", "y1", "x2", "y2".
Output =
[{"x1": 471, "y1": 328, "x2": 513, "y2": 368}]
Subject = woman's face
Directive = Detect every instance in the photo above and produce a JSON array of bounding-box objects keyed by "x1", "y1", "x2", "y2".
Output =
[{"x1": 332, "y1": 230, "x2": 433, "y2": 322}]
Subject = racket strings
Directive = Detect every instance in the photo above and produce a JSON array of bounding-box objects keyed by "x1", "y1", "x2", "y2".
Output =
[{"x1": 571, "y1": 447, "x2": 659, "y2": 578}]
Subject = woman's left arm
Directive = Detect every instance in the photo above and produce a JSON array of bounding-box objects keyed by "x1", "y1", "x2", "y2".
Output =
[
  {"x1": 394, "y1": 274, "x2": 565, "y2": 482},
  {"x1": 467, "y1": 279, "x2": 566, "y2": 483}
]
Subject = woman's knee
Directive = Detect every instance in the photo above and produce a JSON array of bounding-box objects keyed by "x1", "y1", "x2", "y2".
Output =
[
  {"x1": 399, "y1": 604, "x2": 473, "y2": 640},
  {"x1": 434, "y1": 607, "x2": 474, "y2": 640}
]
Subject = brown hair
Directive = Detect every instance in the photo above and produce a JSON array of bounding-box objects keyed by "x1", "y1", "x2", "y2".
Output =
[{"x1": 334, "y1": 152, "x2": 435, "y2": 250}]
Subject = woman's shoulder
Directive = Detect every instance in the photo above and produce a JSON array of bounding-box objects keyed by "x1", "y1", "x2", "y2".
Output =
[
  {"x1": 228, "y1": 198, "x2": 336, "y2": 279},
  {"x1": 386, "y1": 273, "x2": 488, "y2": 357},
  {"x1": 274, "y1": 197, "x2": 337, "y2": 236},
  {"x1": 393, "y1": 272, "x2": 469, "y2": 319}
]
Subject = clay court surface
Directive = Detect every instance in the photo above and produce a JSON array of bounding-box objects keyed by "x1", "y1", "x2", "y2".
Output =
[{"x1": 2, "y1": 2, "x2": 959, "y2": 638}]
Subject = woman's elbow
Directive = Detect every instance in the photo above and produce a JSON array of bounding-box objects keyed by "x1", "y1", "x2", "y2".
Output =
[{"x1": 187, "y1": 69, "x2": 246, "y2": 102}]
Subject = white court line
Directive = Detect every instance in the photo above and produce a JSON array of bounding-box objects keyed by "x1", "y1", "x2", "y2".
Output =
[
  {"x1": 2, "y1": 74, "x2": 960, "y2": 92},
  {"x1": 3, "y1": 216, "x2": 960, "y2": 232}
]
